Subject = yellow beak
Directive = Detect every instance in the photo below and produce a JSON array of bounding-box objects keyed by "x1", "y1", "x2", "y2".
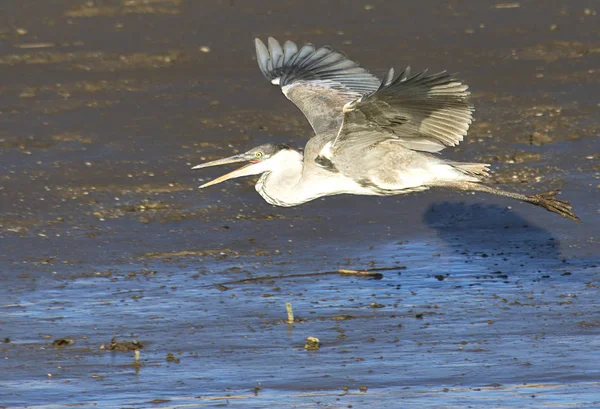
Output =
[{"x1": 192, "y1": 154, "x2": 258, "y2": 188}]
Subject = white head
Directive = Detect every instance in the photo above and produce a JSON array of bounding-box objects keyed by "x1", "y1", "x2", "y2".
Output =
[{"x1": 192, "y1": 143, "x2": 301, "y2": 188}]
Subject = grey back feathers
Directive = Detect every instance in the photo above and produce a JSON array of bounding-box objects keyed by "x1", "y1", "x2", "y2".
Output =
[{"x1": 333, "y1": 67, "x2": 473, "y2": 154}]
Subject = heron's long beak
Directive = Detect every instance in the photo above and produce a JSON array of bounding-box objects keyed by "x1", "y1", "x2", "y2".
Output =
[{"x1": 192, "y1": 154, "x2": 257, "y2": 189}]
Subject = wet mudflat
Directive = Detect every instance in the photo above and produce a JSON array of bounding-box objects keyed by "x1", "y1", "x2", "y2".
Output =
[{"x1": 1, "y1": 0, "x2": 599, "y2": 407}]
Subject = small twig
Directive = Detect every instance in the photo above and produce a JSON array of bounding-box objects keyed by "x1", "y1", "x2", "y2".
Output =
[{"x1": 14, "y1": 42, "x2": 55, "y2": 49}]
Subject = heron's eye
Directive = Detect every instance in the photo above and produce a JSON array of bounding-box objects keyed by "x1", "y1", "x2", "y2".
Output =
[{"x1": 254, "y1": 152, "x2": 263, "y2": 158}]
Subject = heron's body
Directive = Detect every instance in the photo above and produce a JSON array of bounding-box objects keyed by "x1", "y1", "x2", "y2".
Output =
[
  {"x1": 193, "y1": 37, "x2": 579, "y2": 222},
  {"x1": 255, "y1": 143, "x2": 481, "y2": 207}
]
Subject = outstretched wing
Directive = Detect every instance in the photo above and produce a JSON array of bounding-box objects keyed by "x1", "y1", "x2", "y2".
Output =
[
  {"x1": 255, "y1": 37, "x2": 382, "y2": 135},
  {"x1": 327, "y1": 67, "x2": 473, "y2": 155}
]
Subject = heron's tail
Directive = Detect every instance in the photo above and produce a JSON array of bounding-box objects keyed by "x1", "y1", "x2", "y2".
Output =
[{"x1": 449, "y1": 162, "x2": 490, "y2": 178}]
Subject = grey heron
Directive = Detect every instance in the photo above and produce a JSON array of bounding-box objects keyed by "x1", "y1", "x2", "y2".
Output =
[{"x1": 193, "y1": 37, "x2": 579, "y2": 222}]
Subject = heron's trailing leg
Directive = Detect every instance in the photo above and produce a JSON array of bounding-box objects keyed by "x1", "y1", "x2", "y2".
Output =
[{"x1": 430, "y1": 181, "x2": 580, "y2": 222}]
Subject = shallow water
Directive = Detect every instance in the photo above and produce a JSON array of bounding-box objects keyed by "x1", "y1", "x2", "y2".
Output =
[{"x1": 1, "y1": 0, "x2": 599, "y2": 408}]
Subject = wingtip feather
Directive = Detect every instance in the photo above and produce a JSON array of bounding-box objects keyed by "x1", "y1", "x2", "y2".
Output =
[
  {"x1": 254, "y1": 38, "x2": 270, "y2": 77},
  {"x1": 252, "y1": 37, "x2": 380, "y2": 96},
  {"x1": 383, "y1": 67, "x2": 395, "y2": 86},
  {"x1": 267, "y1": 37, "x2": 283, "y2": 68}
]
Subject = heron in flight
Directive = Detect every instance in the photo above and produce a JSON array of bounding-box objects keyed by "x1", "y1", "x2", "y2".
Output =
[{"x1": 193, "y1": 37, "x2": 579, "y2": 222}]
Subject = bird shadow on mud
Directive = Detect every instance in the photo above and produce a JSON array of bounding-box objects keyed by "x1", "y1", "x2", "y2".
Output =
[{"x1": 422, "y1": 201, "x2": 562, "y2": 266}]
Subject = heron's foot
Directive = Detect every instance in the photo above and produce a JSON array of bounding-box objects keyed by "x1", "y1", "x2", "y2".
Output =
[{"x1": 529, "y1": 190, "x2": 580, "y2": 222}]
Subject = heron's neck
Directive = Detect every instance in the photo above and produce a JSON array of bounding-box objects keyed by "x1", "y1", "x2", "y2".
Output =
[{"x1": 255, "y1": 150, "x2": 308, "y2": 206}]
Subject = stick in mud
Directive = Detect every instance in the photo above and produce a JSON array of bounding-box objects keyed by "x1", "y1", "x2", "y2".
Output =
[
  {"x1": 285, "y1": 302, "x2": 294, "y2": 324},
  {"x1": 212, "y1": 268, "x2": 384, "y2": 289},
  {"x1": 338, "y1": 268, "x2": 381, "y2": 276}
]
